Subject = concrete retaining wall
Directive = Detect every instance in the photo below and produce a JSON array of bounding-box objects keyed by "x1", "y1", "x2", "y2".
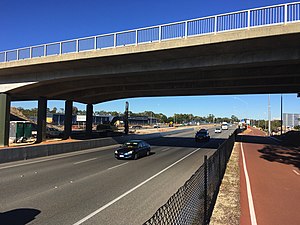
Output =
[{"x1": 0, "y1": 128, "x2": 194, "y2": 164}]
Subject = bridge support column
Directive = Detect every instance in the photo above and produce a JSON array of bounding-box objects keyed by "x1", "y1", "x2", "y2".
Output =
[
  {"x1": 0, "y1": 94, "x2": 11, "y2": 147},
  {"x1": 63, "y1": 100, "x2": 73, "y2": 140},
  {"x1": 36, "y1": 97, "x2": 47, "y2": 143},
  {"x1": 86, "y1": 104, "x2": 93, "y2": 137},
  {"x1": 124, "y1": 101, "x2": 129, "y2": 135}
]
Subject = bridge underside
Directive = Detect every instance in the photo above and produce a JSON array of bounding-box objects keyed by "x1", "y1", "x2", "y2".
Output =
[
  {"x1": 1, "y1": 26, "x2": 300, "y2": 104},
  {"x1": 7, "y1": 63, "x2": 300, "y2": 104}
]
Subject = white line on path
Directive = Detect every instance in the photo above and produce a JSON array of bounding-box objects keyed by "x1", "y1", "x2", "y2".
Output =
[
  {"x1": 107, "y1": 162, "x2": 128, "y2": 170},
  {"x1": 73, "y1": 158, "x2": 98, "y2": 165},
  {"x1": 293, "y1": 170, "x2": 300, "y2": 176},
  {"x1": 162, "y1": 148, "x2": 170, "y2": 152},
  {"x1": 72, "y1": 148, "x2": 200, "y2": 225},
  {"x1": 241, "y1": 142, "x2": 258, "y2": 225}
]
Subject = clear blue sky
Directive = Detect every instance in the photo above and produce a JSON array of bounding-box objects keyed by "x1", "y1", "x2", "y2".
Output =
[{"x1": 2, "y1": 0, "x2": 299, "y2": 119}]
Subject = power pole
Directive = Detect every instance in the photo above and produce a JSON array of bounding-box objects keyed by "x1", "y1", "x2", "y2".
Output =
[
  {"x1": 268, "y1": 94, "x2": 271, "y2": 136},
  {"x1": 281, "y1": 94, "x2": 283, "y2": 135}
]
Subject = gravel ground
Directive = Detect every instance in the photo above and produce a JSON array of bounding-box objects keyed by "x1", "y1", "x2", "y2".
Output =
[{"x1": 209, "y1": 142, "x2": 240, "y2": 225}]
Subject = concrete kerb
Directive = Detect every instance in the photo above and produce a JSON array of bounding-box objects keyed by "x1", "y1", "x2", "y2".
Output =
[{"x1": 0, "y1": 128, "x2": 193, "y2": 164}]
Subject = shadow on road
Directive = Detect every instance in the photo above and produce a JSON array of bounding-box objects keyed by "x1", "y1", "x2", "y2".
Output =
[
  {"x1": 258, "y1": 145, "x2": 300, "y2": 169},
  {"x1": 0, "y1": 208, "x2": 41, "y2": 225},
  {"x1": 235, "y1": 135, "x2": 277, "y2": 145},
  {"x1": 70, "y1": 131, "x2": 124, "y2": 140},
  {"x1": 147, "y1": 136, "x2": 227, "y2": 149},
  {"x1": 236, "y1": 134, "x2": 300, "y2": 169}
]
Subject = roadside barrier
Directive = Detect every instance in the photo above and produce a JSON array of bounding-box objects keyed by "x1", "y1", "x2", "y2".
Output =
[
  {"x1": 0, "y1": 128, "x2": 193, "y2": 164},
  {"x1": 144, "y1": 129, "x2": 239, "y2": 225}
]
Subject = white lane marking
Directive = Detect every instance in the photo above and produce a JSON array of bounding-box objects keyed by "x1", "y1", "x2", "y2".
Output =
[
  {"x1": 0, "y1": 127, "x2": 216, "y2": 170},
  {"x1": 73, "y1": 158, "x2": 98, "y2": 165},
  {"x1": 293, "y1": 170, "x2": 300, "y2": 176},
  {"x1": 0, "y1": 144, "x2": 119, "y2": 170},
  {"x1": 73, "y1": 148, "x2": 200, "y2": 225},
  {"x1": 107, "y1": 162, "x2": 128, "y2": 170},
  {"x1": 162, "y1": 148, "x2": 170, "y2": 152},
  {"x1": 241, "y1": 143, "x2": 258, "y2": 225}
]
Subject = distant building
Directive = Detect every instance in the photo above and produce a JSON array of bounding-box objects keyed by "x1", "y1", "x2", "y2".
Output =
[
  {"x1": 128, "y1": 116, "x2": 158, "y2": 125},
  {"x1": 45, "y1": 113, "x2": 112, "y2": 126},
  {"x1": 283, "y1": 113, "x2": 300, "y2": 128},
  {"x1": 45, "y1": 113, "x2": 158, "y2": 126}
]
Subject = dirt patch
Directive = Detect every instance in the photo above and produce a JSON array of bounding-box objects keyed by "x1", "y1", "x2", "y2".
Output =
[{"x1": 210, "y1": 143, "x2": 240, "y2": 225}]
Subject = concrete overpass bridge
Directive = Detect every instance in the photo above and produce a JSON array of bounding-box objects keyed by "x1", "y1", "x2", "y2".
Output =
[{"x1": 1, "y1": 2, "x2": 300, "y2": 146}]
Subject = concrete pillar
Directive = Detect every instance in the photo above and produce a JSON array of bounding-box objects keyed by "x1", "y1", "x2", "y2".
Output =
[
  {"x1": 0, "y1": 94, "x2": 11, "y2": 147},
  {"x1": 63, "y1": 100, "x2": 73, "y2": 140},
  {"x1": 86, "y1": 104, "x2": 93, "y2": 136},
  {"x1": 124, "y1": 101, "x2": 129, "y2": 135},
  {"x1": 36, "y1": 97, "x2": 47, "y2": 143}
]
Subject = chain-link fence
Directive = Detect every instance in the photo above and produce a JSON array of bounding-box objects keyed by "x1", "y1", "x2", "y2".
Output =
[{"x1": 144, "y1": 129, "x2": 239, "y2": 225}]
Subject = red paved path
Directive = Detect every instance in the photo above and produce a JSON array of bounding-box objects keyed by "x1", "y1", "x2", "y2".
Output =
[{"x1": 239, "y1": 127, "x2": 300, "y2": 225}]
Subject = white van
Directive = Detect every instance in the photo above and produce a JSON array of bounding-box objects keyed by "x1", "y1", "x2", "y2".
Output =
[{"x1": 221, "y1": 122, "x2": 228, "y2": 130}]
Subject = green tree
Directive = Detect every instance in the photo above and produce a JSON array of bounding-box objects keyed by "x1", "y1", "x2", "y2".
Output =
[
  {"x1": 231, "y1": 115, "x2": 239, "y2": 122},
  {"x1": 51, "y1": 107, "x2": 57, "y2": 114},
  {"x1": 72, "y1": 106, "x2": 78, "y2": 115},
  {"x1": 207, "y1": 114, "x2": 215, "y2": 123}
]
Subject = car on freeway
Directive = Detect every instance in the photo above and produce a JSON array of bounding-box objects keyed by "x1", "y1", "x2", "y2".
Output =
[
  {"x1": 221, "y1": 122, "x2": 229, "y2": 130},
  {"x1": 46, "y1": 127, "x2": 63, "y2": 138},
  {"x1": 195, "y1": 129, "x2": 210, "y2": 142},
  {"x1": 115, "y1": 140, "x2": 151, "y2": 160},
  {"x1": 96, "y1": 124, "x2": 117, "y2": 132},
  {"x1": 130, "y1": 125, "x2": 142, "y2": 129},
  {"x1": 214, "y1": 127, "x2": 222, "y2": 133},
  {"x1": 153, "y1": 124, "x2": 160, "y2": 128}
]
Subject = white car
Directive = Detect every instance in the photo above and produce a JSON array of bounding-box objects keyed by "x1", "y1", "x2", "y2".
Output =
[{"x1": 214, "y1": 127, "x2": 222, "y2": 133}]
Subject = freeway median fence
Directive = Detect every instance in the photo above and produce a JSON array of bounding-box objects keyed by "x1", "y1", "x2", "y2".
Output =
[{"x1": 144, "y1": 129, "x2": 239, "y2": 225}]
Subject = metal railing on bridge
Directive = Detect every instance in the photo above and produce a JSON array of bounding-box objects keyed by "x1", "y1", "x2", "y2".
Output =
[{"x1": 1, "y1": 2, "x2": 300, "y2": 63}]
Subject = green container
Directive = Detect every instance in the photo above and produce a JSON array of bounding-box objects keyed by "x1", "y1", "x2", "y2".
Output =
[
  {"x1": 16, "y1": 123, "x2": 24, "y2": 140},
  {"x1": 13, "y1": 122, "x2": 32, "y2": 141},
  {"x1": 23, "y1": 123, "x2": 32, "y2": 138}
]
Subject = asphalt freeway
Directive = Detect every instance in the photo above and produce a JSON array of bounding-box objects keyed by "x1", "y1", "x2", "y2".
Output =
[{"x1": 0, "y1": 126, "x2": 235, "y2": 225}]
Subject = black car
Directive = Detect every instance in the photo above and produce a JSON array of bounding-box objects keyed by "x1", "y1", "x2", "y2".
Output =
[
  {"x1": 115, "y1": 140, "x2": 151, "y2": 160},
  {"x1": 195, "y1": 129, "x2": 210, "y2": 142}
]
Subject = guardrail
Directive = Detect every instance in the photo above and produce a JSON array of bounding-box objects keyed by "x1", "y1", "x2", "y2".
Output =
[
  {"x1": 0, "y1": 2, "x2": 299, "y2": 63},
  {"x1": 144, "y1": 129, "x2": 239, "y2": 225}
]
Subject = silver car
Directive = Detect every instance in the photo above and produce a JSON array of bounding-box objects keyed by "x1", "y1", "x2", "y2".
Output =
[{"x1": 214, "y1": 127, "x2": 222, "y2": 133}]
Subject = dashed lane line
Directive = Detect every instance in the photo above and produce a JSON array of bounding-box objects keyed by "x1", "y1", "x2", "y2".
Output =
[
  {"x1": 73, "y1": 158, "x2": 98, "y2": 165},
  {"x1": 292, "y1": 170, "x2": 300, "y2": 176},
  {"x1": 107, "y1": 162, "x2": 128, "y2": 170},
  {"x1": 72, "y1": 148, "x2": 200, "y2": 225}
]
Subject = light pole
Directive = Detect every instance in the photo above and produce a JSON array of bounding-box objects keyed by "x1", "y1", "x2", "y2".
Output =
[
  {"x1": 268, "y1": 94, "x2": 271, "y2": 136},
  {"x1": 281, "y1": 94, "x2": 283, "y2": 135}
]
